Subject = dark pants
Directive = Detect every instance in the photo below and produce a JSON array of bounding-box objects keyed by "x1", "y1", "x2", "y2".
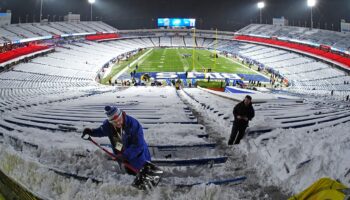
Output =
[{"x1": 228, "y1": 123, "x2": 248, "y2": 145}]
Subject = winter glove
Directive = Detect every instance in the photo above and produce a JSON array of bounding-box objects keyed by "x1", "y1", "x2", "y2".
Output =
[{"x1": 81, "y1": 128, "x2": 92, "y2": 140}]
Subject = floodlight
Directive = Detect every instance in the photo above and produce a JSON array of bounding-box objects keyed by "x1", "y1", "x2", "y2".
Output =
[
  {"x1": 257, "y1": 2, "x2": 265, "y2": 9},
  {"x1": 88, "y1": 0, "x2": 96, "y2": 21},
  {"x1": 307, "y1": 0, "x2": 316, "y2": 29},
  {"x1": 307, "y1": 0, "x2": 316, "y2": 7},
  {"x1": 40, "y1": 0, "x2": 43, "y2": 22},
  {"x1": 257, "y1": 2, "x2": 265, "y2": 24}
]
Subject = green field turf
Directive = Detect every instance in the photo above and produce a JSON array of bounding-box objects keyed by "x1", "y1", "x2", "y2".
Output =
[
  {"x1": 130, "y1": 48, "x2": 256, "y2": 74},
  {"x1": 102, "y1": 48, "x2": 258, "y2": 84}
]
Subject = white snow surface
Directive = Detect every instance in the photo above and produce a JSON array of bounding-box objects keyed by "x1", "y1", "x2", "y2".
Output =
[
  {"x1": 0, "y1": 86, "x2": 253, "y2": 199},
  {"x1": 0, "y1": 85, "x2": 349, "y2": 199},
  {"x1": 179, "y1": 88, "x2": 350, "y2": 195}
]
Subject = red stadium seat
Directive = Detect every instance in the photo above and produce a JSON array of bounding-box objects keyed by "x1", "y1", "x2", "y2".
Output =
[
  {"x1": 0, "y1": 45, "x2": 49, "y2": 64},
  {"x1": 85, "y1": 33, "x2": 120, "y2": 41}
]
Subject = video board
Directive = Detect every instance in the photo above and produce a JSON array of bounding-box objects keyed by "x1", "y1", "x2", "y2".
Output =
[{"x1": 157, "y1": 18, "x2": 196, "y2": 27}]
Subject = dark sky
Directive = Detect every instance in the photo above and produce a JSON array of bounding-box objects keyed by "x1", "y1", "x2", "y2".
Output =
[{"x1": 0, "y1": 0, "x2": 349, "y2": 31}]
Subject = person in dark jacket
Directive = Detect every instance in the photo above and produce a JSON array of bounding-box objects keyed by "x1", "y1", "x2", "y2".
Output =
[
  {"x1": 83, "y1": 106, "x2": 162, "y2": 189},
  {"x1": 84, "y1": 105, "x2": 151, "y2": 171},
  {"x1": 228, "y1": 95, "x2": 255, "y2": 145}
]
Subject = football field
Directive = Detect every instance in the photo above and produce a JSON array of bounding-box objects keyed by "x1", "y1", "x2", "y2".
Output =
[{"x1": 132, "y1": 48, "x2": 256, "y2": 74}]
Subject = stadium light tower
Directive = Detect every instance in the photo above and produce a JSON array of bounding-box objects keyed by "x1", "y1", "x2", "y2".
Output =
[
  {"x1": 40, "y1": 0, "x2": 43, "y2": 22},
  {"x1": 257, "y1": 2, "x2": 265, "y2": 24},
  {"x1": 307, "y1": 0, "x2": 316, "y2": 29},
  {"x1": 88, "y1": 0, "x2": 96, "y2": 21}
]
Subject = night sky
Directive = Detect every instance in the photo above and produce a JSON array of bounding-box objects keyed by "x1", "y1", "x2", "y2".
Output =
[{"x1": 0, "y1": 0, "x2": 349, "y2": 31}]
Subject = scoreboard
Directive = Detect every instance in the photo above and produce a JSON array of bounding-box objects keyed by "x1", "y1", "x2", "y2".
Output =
[{"x1": 157, "y1": 18, "x2": 196, "y2": 28}]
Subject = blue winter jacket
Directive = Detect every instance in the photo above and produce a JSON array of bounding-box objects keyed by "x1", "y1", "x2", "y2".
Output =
[{"x1": 90, "y1": 113, "x2": 151, "y2": 170}]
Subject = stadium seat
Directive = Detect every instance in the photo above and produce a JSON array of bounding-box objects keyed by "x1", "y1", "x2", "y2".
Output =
[
  {"x1": 0, "y1": 45, "x2": 49, "y2": 63},
  {"x1": 85, "y1": 33, "x2": 120, "y2": 41},
  {"x1": 235, "y1": 35, "x2": 350, "y2": 68}
]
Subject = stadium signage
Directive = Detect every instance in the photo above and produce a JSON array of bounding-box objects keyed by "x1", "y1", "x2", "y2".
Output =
[{"x1": 13, "y1": 36, "x2": 52, "y2": 44}]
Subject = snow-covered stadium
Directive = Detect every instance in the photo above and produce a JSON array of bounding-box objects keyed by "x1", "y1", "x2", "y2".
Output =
[{"x1": 0, "y1": 1, "x2": 350, "y2": 199}]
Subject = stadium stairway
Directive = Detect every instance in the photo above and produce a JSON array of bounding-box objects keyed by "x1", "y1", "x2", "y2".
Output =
[
  {"x1": 0, "y1": 86, "x2": 243, "y2": 197},
  {"x1": 179, "y1": 87, "x2": 350, "y2": 139}
]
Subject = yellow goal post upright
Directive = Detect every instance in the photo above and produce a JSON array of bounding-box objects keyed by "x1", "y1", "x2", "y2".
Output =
[
  {"x1": 192, "y1": 27, "x2": 196, "y2": 71},
  {"x1": 214, "y1": 28, "x2": 218, "y2": 70}
]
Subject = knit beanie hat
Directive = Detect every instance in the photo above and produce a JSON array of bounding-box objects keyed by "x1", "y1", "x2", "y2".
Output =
[{"x1": 105, "y1": 105, "x2": 122, "y2": 120}]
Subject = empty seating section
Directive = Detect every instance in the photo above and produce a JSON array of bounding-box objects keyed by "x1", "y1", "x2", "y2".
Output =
[
  {"x1": 196, "y1": 38, "x2": 204, "y2": 47},
  {"x1": 287, "y1": 68, "x2": 344, "y2": 80},
  {"x1": 0, "y1": 22, "x2": 118, "y2": 45},
  {"x1": 241, "y1": 46, "x2": 275, "y2": 57},
  {"x1": 49, "y1": 23, "x2": 76, "y2": 34},
  {"x1": 235, "y1": 35, "x2": 350, "y2": 68},
  {"x1": 202, "y1": 38, "x2": 215, "y2": 48},
  {"x1": 260, "y1": 54, "x2": 299, "y2": 65},
  {"x1": 0, "y1": 45, "x2": 49, "y2": 63},
  {"x1": 56, "y1": 22, "x2": 86, "y2": 33},
  {"x1": 0, "y1": 69, "x2": 99, "y2": 112},
  {"x1": 184, "y1": 37, "x2": 195, "y2": 47},
  {"x1": 32, "y1": 56, "x2": 96, "y2": 72},
  {"x1": 29, "y1": 42, "x2": 126, "y2": 79},
  {"x1": 112, "y1": 38, "x2": 145, "y2": 49},
  {"x1": 275, "y1": 57, "x2": 313, "y2": 68},
  {"x1": 160, "y1": 37, "x2": 171, "y2": 46},
  {"x1": 279, "y1": 62, "x2": 328, "y2": 75},
  {"x1": 0, "y1": 28, "x2": 22, "y2": 41},
  {"x1": 217, "y1": 41, "x2": 241, "y2": 53},
  {"x1": 76, "y1": 22, "x2": 105, "y2": 32},
  {"x1": 89, "y1": 21, "x2": 118, "y2": 32},
  {"x1": 216, "y1": 40, "x2": 232, "y2": 50},
  {"x1": 0, "y1": 35, "x2": 164, "y2": 112},
  {"x1": 33, "y1": 23, "x2": 64, "y2": 35},
  {"x1": 172, "y1": 37, "x2": 185, "y2": 47},
  {"x1": 139, "y1": 38, "x2": 154, "y2": 47},
  {"x1": 218, "y1": 41, "x2": 349, "y2": 96},
  {"x1": 18, "y1": 23, "x2": 52, "y2": 36},
  {"x1": 0, "y1": 70, "x2": 88, "y2": 82},
  {"x1": 4, "y1": 25, "x2": 39, "y2": 39},
  {"x1": 334, "y1": 37, "x2": 350, "y2": 51},
  {"x1": 103, "y1": 39, "x2": 147, "y2": 52},
  {"x1": 254, "y1": 51, "x2": 287, "y2": 60},
  {"x1": 0, "y1": 42, "x2": 128, "y2": 111},
  {"x1": 14, "y1": 62, "x2": 96, "y2": 79},
  {"x1": 150, "y1": 37, "x2": 160, "y2": 46},
  {"x1": 237, "y1": 24, "x2": 350, "y2": 51}
]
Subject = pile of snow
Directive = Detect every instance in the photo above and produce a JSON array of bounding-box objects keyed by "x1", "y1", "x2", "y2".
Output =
[
  {"x1": 0, "y1": 86, "x2": 260, "y2": 199},
  {"x1": 241, "y1": 124, "x2": 350, "y2": 193},
  {"x1": 179, "y1": 87, "x2": 350, "y2": 195}
]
